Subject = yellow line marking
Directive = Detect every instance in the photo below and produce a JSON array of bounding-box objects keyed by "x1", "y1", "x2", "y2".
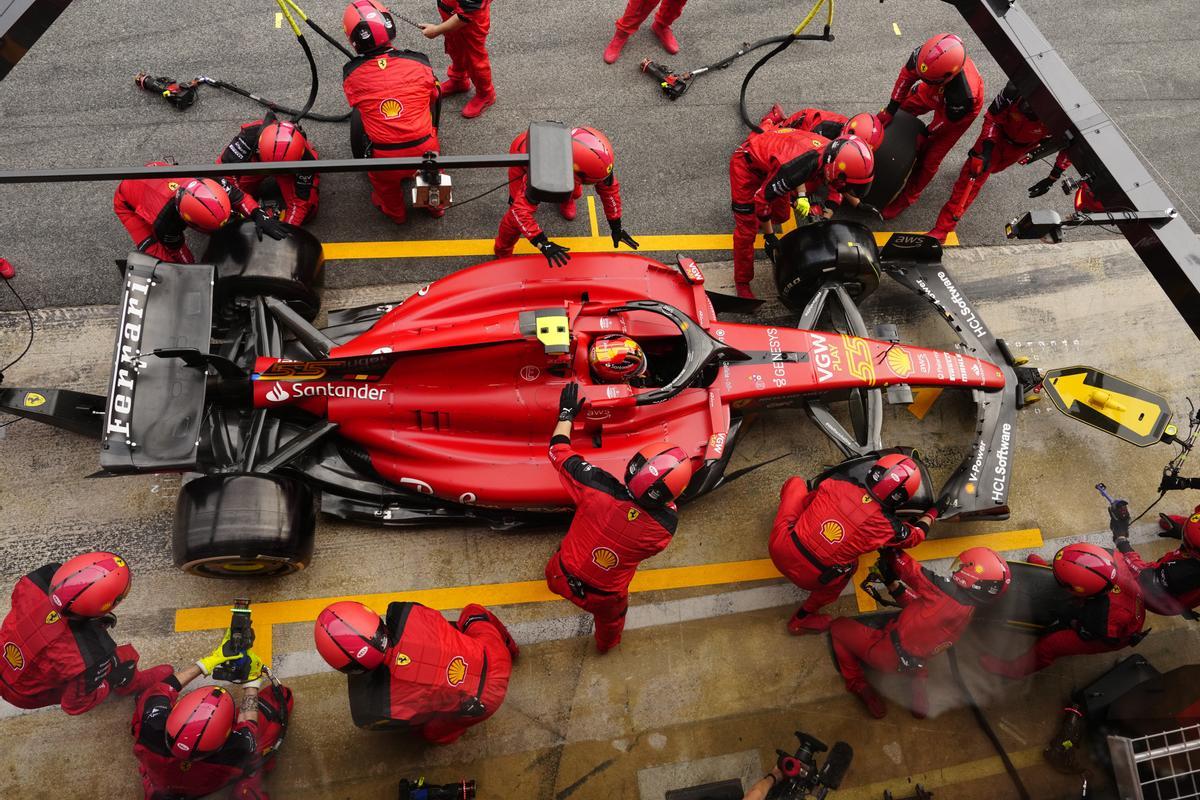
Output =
[
  {"x1": 892, "y1": 21, "x2": 902, "y2": 36},
  {"x1": 275, "y1": 11, "x2": 283, "y2": 27},
  {"x1": 586, "y1": 194, "x2": 600, "y2": 238},
  {"x1": 176, "y1": 529, "x2": 1036, "y2": 663},
  {"x1": 322, "y1": 231, "x2": 960, "y2": 261},
  {"x1": 838, "y1": 745, "x2": 1042, "y2": 799},
  {"x1": 852, "y1": 528, "x2": 1042, "y2": 612},
  {"x1": 907, "y1": 387, "x2": 944, "y2": 420}
]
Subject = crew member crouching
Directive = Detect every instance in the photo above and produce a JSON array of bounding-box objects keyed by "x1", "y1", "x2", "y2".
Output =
[{"x1": 219, "y1": 112, "x2": 321, "y2": 226}]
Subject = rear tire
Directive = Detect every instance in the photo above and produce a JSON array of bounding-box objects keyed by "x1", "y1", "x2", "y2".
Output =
[
  {"x1": 860, "y1": 110, "x2": 925, "y2": 208},
  {"x1": 174, "y1": 473, "x2": 317, "y2": 578},
  {"x1": 202, "y1": 221, "x2": 324, "y2": 323}
]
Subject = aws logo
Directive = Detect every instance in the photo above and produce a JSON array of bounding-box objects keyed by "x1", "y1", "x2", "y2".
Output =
[
  {"x1": 592, "y1": 547, "x2": 619, "y2": 570},
  {"x1": 819, "y1": 520, "x2": 845, "y2": 543},
  {"x1": 446, "y1": 656, "x2": 468, "y2": 686},
  {"x1": 3, "y1": 642, "x2": 23, "y2": 671}
]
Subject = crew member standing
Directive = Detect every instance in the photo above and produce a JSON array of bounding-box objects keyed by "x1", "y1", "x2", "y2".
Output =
[
  {"x1": 831, "y1": 547, "x2": 1011, "y2": 718},
  {"x1": 603, "y1": 0, "x2": 688, "y2": 64},
  {"x1": 494, "y1": 126, "x2": 639, "y2": 266},
  {"x1": 544, "y1": 383, "x2": 694, "y2": 652},
  {"x1": 315, "y1": 600, "x2": 517, "y2": 743},
  {"x1": 218, "y1": 112, "x2": 321, "y2": 226},
  {"x1": 925, "y1": 81, "x2": 1071, "y2": 242},
  {"x1": 0, "y1": 552, "x2": 171, "y2": 715},
  {"x1": 343, "y1": 0, "x2": 443, "y2": 223},
  {"x1": 877, "y1": 33, "x2": 984, "y2": 220},
  {"x1": 769, "y1": 454, "x2": 939, "y2": 635},
  {"x1": 420, "y1": 0, "x2": 495, "y2": 118}
]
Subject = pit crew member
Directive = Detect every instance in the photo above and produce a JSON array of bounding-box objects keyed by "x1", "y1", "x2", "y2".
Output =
[
  {"x1": 420, "y1": 0, "x2": 495, "y2": 118},
  {"x1": 1111, "y1": 501, "x2": 1200, "y2": 618},
  {"x1": 315, "y1": 600, "x2": 517, "y2": 743},
  {"x1": 769, "y1": 454, "x2": 939, "y2": 635},
  {"x1": 603, "y1": 0, "x2": 688, "y2": 64},
  {"x1": 831, "y1": 547, "x2": 1010, "y2": 718},
  {"x1": 0, "y1": 551, "x2": 170, "y2": 715},
  {"x1": 218, "y1": 112, "x2": 321, "y2": 226},
  {"x1": 545, "y1": 383, "x2": 694, "y2": 652}
]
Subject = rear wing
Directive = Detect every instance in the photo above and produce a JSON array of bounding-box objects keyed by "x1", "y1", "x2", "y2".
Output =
[{"x1": 100, "y1": 254, "x2": 213, "y2": 473}]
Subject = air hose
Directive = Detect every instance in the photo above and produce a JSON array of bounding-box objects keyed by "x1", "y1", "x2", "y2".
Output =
[{"x1": 738, "y1": 0, "x2": 836, "y2": 133}]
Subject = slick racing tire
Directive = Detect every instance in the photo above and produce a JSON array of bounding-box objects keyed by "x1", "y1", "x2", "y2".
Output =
[
  {"x1": 203, "y1": 221, "x2": 324, "y2": 323},
  {"x1": 773, "y1": 220, "x2": 881, "y2": 311},
  {"x1": 975, "y1": 560, "x2": 1071, "y2": 632},
  {"x1": 174, "y1": 473, "x2": 317, "y2": 578},
  {"x1": 860, "y1": 109, "x2": 925, "y2": 209}
]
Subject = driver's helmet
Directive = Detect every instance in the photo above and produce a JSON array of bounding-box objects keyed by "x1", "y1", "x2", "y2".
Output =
[
  {"x1": 625, "y1": 443, "x2": 693, "y2": 507},
  {"x1": 950, "y1": 547, "x2": 1011, "y2": 601},
  {"x1": 588, "y1": 334, "x2": 647, "y2": 383},
  {"x1": 165, "y1": 687, "x2": 235, "y2": 761},
  {"x1": 1053, "y1": 543, "x2": 1117, "y2": 597},
  {"x1": 865, "y1": 453, "x2": 922, "y2": 509},
  {"x1": 915, "y1": 33, "x2": 967, "y2": 86},
  {"x1": 49, "y1": 551, "x2": 131, "y2": 618},
  {"x1": 314, "y1": 601, "x2": 389, "y2": 674}
]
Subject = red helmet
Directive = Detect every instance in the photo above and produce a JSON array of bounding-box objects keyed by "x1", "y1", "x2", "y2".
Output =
[
  {"x1": 570, "y1": 127, "x2": 615, "y2": 185},
  {"x1": 343, "y1": 0, "x2": 395, "y2": 54},
  {"x1": 844, "y1": 113, "x2": 885, "y2": 150},
  {"x1": 951, "y1": 547, "x2": 1011, "y2": 600},
  {"x1": 49, "y1": 551, "x2": 131, "y2": 618},
  {"x1": 1053, "y1": 543, "x2": 1117, "y2": 597},
  {"x1": 1074, "y1": 181, "x2": 1103, "y2": 213},
  {"x1": 865, "y1": 453, "x2": 922, "y2": 508},
  {"x1": 314, "y1": 601, "x2": 389, "y2": 674},
  {"x1": 822, "y1": 136, "x2": 875, "y2": 197},
  {"x1": 625, "y1": 443, "x2": 694, "y2": 506},
  {"x1": 177, "y1": 178, "x2": 232, "y2": 233},
  {"x1": 916, "y1": 33, "x2": 967, "y2": 85},
  {"x1": 166, "y1": 687, "x2": 236, "y2": 760},
  {"x1": 589, "y1": 334, "x2": 647, "y2": 383},
  {"x1": 258, "y1": 120, "x2": 309, "y2": 163},
  {"x1": 1184, "y1": 512, "x2": 1200, "y2": 553}
]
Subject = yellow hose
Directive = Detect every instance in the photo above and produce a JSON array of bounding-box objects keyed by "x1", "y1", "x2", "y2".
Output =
[{"x1": 792, "y1": 0, "x2": 834, "y2": 37}]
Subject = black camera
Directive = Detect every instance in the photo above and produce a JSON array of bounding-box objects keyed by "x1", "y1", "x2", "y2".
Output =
[
  {"x1": 767, "y1": 732, "x2": 853, "y2": 799},
  {"x1": 398, "y1": 778, "x2": 476, "y2": 800}
]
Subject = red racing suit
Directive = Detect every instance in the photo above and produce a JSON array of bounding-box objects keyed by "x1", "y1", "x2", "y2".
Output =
[
  {"x1": 494, "y1": 130, "x2": 623, "y2": 257},
  {"x1": 769, "y1": 476, "x2": 928, "y2": 615},
  {"x1": 0, "y1": 563, "x2": 144, "y2": 715},
  {"x1": 729, "y1": 129, "x2": 831, "y2": 283},
  {"x1": 883, "y1": 48, "x2": 984, "y2": 212},
  {"x1": 614, "y1": 0, "x2": 687, "y2": 35},
  {"x1": 113, "y1": 164, "x2": 261, "y2": 264},
  {"x1": 829, "y1": 551, "x2": 976, "y2": 693},
  {"x1": 544, "y1": 435, "x2": 677, "y2": 651},
  {"x1": 1116, "y1": 534, "x2": 1200, "y2": 618},
  {"x1": 930, "y1": 82, "x2": 1071, "y2": 238},
  {"x1": 342, "y1": 48, "x2": 441, "y2": 223},
  {"x1": 438, "y1": 0, "x2": 493, "y2": 98},
  {"x1": 770, "y1": 107, "x2": 849, "y2": 140},
  {"x1": 132, "y1": 676, "x2": 292, "y2": 799},
  {"x1": 218, "y1": 116, "x2": 320, "y2": 226},
  {"x1": 347, "y1": 602, "x2": 514, "y2": 744}
]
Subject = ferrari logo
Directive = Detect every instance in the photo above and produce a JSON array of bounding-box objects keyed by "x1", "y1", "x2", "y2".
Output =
[
  {"x1": 395, "y1": 653, "x2": 411, "y2": 667},
  {"x1": 626, "y1": 508, "x2": 640, "y2": 522},
  {"x1": 1191, "y1": 514, "x2": 1200, "y2": 524},
  {"x1": 377, "y1": 58, "x2": 388, "y2": 69},
  {"x1": 591, "y1": 547, "x2": 619, "y2": 570},
  {"x1": 168, "y1": 181, "x2": 180, "y2": 191},
  {"x1": 446, "y1": 656, "x2": 467, "y2": 686},
  {"x1": 3, "y1": 642, "x2": 24, "y2": 671},
  {"x1": 179, "y1": 762, "x2": 192, "y2": 772},
  {"x1": 22, "y1": 392, "x2": 45, "y2": 408},
  {"x1": 45, "y1": 611, "x2": 60, "y2": 624},
  {"x1": 812, "y1": 139, "x2": 821, "y2": 147},
  {"x1": 861, "y1": 493, "x2": 872, "y2": 504},
  {"x1": 113, "y1": 556, "x2": 126, "y2": 568},
  {"x1": 819, "y1": 520, "x2": 845, "y2": 543}
]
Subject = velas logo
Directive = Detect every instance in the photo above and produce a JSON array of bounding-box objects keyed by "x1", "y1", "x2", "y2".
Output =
[
  {"x1": 380, "y1": 98, "x2": 403, "y2": 119},
  {"x1": 3, "y1": 642, "x2": 24, "y2": 670},
  {"x1": 266, "y1": 383, "x2": 290, "y2": 403},
  {"x1": 592, "y1": 547, "x2": 619, "y2": 570},
  {"x1": 446, "y1": 656, "x2": 467, "y2": 686},
  {"x1": 820, "y1": 519, "x2": 845, "y2": 543}
]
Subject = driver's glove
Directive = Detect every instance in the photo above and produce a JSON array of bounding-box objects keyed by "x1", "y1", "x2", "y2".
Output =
[
  {"x1": 607, "y1": 217, "x2": 640, "y2": 250},
  {"x1": 531, "y1": 233, "x2": 571, "y2": 267}
]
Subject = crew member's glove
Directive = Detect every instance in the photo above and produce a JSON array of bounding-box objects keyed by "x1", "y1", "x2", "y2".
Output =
[
  {"x1": 212, "y1": 649, "x2": 265, "y2": 688},
  {"x1": 1028, "y1": 168, "x2": 1063, "y2": 198},
  {"x1": 877, "y1": 100, "x2": 900, "y2": 128},
  {"x1": 531, "y1": 233, "x2": 571, "y2": 267},
  {"x1": 558, "y1": 382, "x2": 584, "y2": 422},
  {"x1": 196, "y1": 629, "x2": 247, "y2": 676},
  {"x1": 968, "y1": 141, "x2": 994, "y2": 177},
  {"x1": 608, "y1": 218, "x2": 640, "y2": 251},
  {"x1": 763, "y1": 233, "x2": 780, "y2": 265},
  {"x1": 792, "y1": 195, "x2": 812, "y2": 218},
  {"x1": 877, "y1": 548, "x2": 901, "y2": 584},
  {"x1": 251, "y1": 208, "x2": 289, "y2": 241},
  {"x1": 854, "y1": 201, "x2": 881, "y2": 219},
  {"x1": 1109, "y1": 499, "x2": 1131, "y2": 539}
]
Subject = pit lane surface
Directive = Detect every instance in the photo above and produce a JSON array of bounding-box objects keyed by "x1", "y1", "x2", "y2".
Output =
[
  {"x1": 0, "y1": 0, "x2": 1197, "y2": 308},
  {"x1": 3, "y1": 240, "x2": 1200, "y2": 798}
]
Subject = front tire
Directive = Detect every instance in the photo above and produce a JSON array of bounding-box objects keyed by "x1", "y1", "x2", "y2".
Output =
[{"x1": 773, "y1": 220, "x2": 881, "y2": 312}]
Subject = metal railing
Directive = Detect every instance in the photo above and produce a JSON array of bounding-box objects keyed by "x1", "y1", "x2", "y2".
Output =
[{"x1": 1110, "y1": 726, "x2": 1200, "y2": 799}]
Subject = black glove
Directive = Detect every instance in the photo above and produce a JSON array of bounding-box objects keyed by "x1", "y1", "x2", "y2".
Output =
[
  {"x1": 558, "y1": 382, "x2": 584, "y2": 421},
  {"x1": 1108, "y1": 499, "x2": 1131, "y2": 538},
  {"x1": 608, "y1": 217, "x2": 640, "y2": 250},
  {"x1": 1158, "y1": 512, "x2": 1184, "y2": 539},
  {"x1": 968, "y1": 140, "x2": 994, "y2": 177},
  {"x1": 877, "y1": 548, "x2": 900, "y2": 584},
  {"x1": 934, "y1": 492, "x2": 954, "y2": 517},
  {"x1": 532, "y1": 233, "x2": 571, "y2": 267},
  {"x1": 107, "y1": 658, "x2": 137, "y2": 689},
  {"x1": 763, "y1": 233, "x2": 780, "y2": 264},
  {"x1": 1028, "y1": 169, "x2": 1062, "y2": 199},
  {"x1": 855, "y1": 201, "x2": 881, "y2": 219},
  {"x1": 251, "y1": 208, "x2": 289, "y2": 241}
]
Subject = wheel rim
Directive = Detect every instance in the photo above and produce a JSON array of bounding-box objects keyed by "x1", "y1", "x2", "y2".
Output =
[{"x1": 182, "y1": 556, "x2": 299, "y2": 578}]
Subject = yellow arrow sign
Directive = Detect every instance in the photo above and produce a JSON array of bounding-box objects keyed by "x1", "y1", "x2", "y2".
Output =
[{"x1": 1043, "y1": 366, "x2": 1171, "y2": 446}]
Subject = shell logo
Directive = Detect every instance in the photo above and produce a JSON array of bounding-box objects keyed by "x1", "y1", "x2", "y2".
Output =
[
  {"x1": 3, "y1": 642, "x2": 24, "y2": 671},
  {"x1": 380, "y1": 98, "x2": 403, "y2": 119},
  {"x1": 820, "y1": 519, "x2": 845, "y2": 543},
  {"x1": 446, "y1": 656, "x2": 468, "y2": 686},
  {"x1": 886, "y1": 347, "x2": 913, "y2": 378},
  {"x1": 592, "y1": 547, "x2": 619, "y2": 570}
]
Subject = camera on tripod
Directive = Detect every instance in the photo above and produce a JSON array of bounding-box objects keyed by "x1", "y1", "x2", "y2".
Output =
[{"x1": 768, "y1": 731, "x2": 853, "y2": 799}]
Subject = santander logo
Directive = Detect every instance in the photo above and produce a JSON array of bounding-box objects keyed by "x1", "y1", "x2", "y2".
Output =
[{"x1": 265, "y1": 383, "x2": 290, "y2": 403}]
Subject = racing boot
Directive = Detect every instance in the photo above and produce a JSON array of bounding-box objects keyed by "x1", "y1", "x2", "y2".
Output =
[
  {"x1": 440, "y1": 76, "x2": 471, "y2": 95},
  {"x1": 559, "y1": 198, "x2": 578, "y2": 221},
  {"x1": 850, "y1": 682, "x2": 887, "y2": 719},
  {"x1": 1026, "y1": 553, "x2": 1050, "y2": 567},
  {"x1": 596, "y1": 633, "x2": 621, "y2": 654},
  {"x1": 115, "y1": 663, "x2": 173, "y2": 697},
  {"x1": 462, "y1": 91, "x2": 496, "y2": 119},
  {"x1": 603, "y1": 31, "x2": 631, "y2": 64},
  {"x1": 787, "y1": 609, "x2": 832, "y2": 635},
  {"x1": 926, "y1": 225, "x2": 953, "y2": 244},
  {"x1": 881, "y1": 196, "x2": 910, "y2": 221},
  {"x1": 735, "y1": 282, "x2": 757, "y2": 300},
  {"x1": 650, "y1": 21, "x2": 680, "y2": 55},
  {"x1": 910, "y1": 676, "x2": 929, "y2": 719}
]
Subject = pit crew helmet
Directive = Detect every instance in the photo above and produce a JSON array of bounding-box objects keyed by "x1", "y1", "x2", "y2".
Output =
[
  {"x1": 625, "y1": 443, "x2": 694, "y2": 507},
  {"x1": 177, "y1": 179, "x2": 232, "y2": 233},
  {"x1": 314, "y1": 601, "x2": 389, "y2": 674},
  {"x1": 951, "y1": 547, "x2": 1011, "y2": 601},
  {"x1": 343, "y1": 0, "x2": 395, "y2": 55},
  {"x1": 865, "y1": 453, "x2": 922, "y2": 509},
  {"x1": 258, "y1": 120, "x2": 309, "y2": 163},
  {"x1": 916, "y1": 33, "x2": 967, "y2": 85},
  {"x1": 1184, "y1": 513, "x2": 1200, "y2": 553},
  {"x1": 1053, "y1": 543, "x2": 1118, "y2": 597},
  {"x1": 49, "y1": 551, "x2": 131, "y2": 618},
  {"x1": 589, "y1": 334, "x2": 647, "y2": 383},
  {"x1": 822, "y1": 135, "x2": 875, "y2": 197},
  {"x1": 844, "y1": 113, "x2": 885, "y2": 149},
  {"x1": 165, "y1": 687, "x2": 236, "y2": 761},
  {"x1": 571, "y1": 127, "x2": 615, "y2": 185}
]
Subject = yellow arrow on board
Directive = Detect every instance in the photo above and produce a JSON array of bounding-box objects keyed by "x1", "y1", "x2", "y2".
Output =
[{"x1": 1048, "y1": 371, "x2": 1161, "y2": 437}]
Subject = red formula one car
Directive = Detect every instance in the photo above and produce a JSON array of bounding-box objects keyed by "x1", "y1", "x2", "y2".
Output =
[{"x1": 1, "y1": 221, "x2": 1037, "y2": 577}]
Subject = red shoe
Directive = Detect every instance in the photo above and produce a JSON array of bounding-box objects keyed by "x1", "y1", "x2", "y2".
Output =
[
  {"x1": 881, "y1": 198, "x2": 908, "y2": 220},
  {"x1": 787, "y1": 609, "x2": 832, "y2": 635},
  {"x1": 651, "y1": 22, "x2": 680, "y2": 55},
  {"x1": 851, "y1": 683, "x2": 887, "y2": 718},
  {"x1": 462, "y1": 92, "x2": 496, "y2": 119},
  {"x1": 440, "y1": 78, "x2": 470, "y2": 95},
  {"x1": 559, "y1": 198, "x2": 578, "y2": 221},
  {"x1": 603, "y1": 32, "x2": 630, "y2": 64},
  {"x1": 910, "y1": 678, "x2": 929, "y2": 719},
  {"x1": 1026, "y1": 553, "x2": 1050, "y2": 567},
  {"x1": 116, "y1": 664, "x2": 172, "y2": 696},
  {"x1": 926, "y1": 226, "x2": 951, "y2": 244},
  {"x1": 735, "y1": 282, "x2": 757, "y2": 300},
  {"x1": 426, "y1": 205, "x2": 446, "y2": 219},
  {"x1": 760, "y1": 103, "x2": 787, "y2": 128}
]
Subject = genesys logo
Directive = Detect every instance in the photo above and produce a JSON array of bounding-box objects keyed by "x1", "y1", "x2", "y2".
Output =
[{"x1": 263, "y1": 382, "x2": 388, "y2": 404}]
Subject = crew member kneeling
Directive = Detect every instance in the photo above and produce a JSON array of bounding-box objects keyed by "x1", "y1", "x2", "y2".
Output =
[
  {"x1": 544, "y1": 383, "x2": 694, "y2": 653},
  {"x1": 1114, "y1": 501, "x2": 1200, "y2": 618},
  {"x1": 315, "y1": 600, "x2": 517, "y2": 743},
  {"x1": 0, "y1": 551, "x2": 170, "y2": 715},
  {"x1": 219, "y1": 113, "x2": 321, "y2": 226}
]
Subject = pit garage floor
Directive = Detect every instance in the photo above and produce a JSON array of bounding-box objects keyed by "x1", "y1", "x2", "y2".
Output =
[{"x1": 3, "y1": 239, "x2": 1200, "y2": 799}]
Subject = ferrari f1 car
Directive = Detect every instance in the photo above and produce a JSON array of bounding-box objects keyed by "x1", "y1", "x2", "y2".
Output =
[{"x1": 0, "y1": 219, "x2": 1038, "y2": 577}]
